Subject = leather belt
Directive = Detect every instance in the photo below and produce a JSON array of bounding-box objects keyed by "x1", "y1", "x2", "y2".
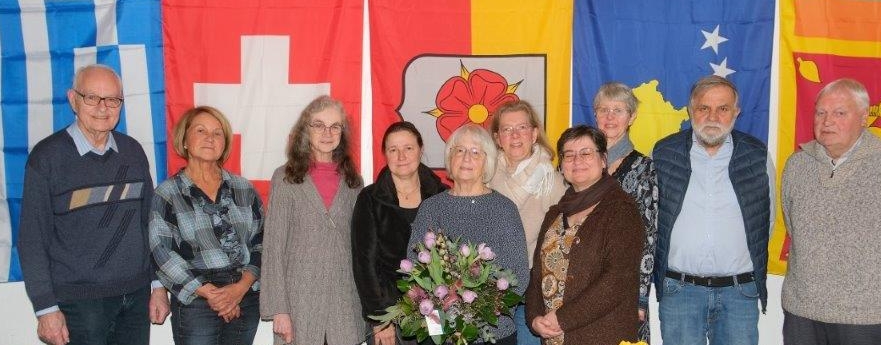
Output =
[{"x1": 666, "y1": 270, "x2": 754, "y2": 287}]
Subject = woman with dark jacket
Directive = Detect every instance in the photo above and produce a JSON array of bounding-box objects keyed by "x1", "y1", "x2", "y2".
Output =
[{"x1": 352, "y1": 121, "x2": 448, "y2": 345}]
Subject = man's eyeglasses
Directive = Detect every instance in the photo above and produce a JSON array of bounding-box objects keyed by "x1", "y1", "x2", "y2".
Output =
[
  {"x1": 498, "y1": 123, "x2": 534, "y2": 137},
  {"x1": 451, "y1": 146, "x2": 485, "y2": 159},
  {"x1": 561, "y1": 147, "x2": 599, "y2": 163},
  {"x1": 309, "y1": 122, "x2": 344, "y2": 134},
  {"x1": 73, "y1": 90, "x2": 124, "y2": 108}
]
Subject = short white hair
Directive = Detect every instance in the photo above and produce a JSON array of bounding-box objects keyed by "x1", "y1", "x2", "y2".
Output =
[{"x1": 444, "y1": 124, "x2": 498, "y2": 183}]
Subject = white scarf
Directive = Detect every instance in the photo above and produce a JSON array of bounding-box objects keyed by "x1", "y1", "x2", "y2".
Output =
[{"x1": 497, "y1": 144, "x2": 556, "y2": 205}]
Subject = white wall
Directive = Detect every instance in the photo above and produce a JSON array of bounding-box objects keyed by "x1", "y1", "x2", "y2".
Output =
[{"x1": 0, "y1": 277, "x2": 785, "y2": 344}]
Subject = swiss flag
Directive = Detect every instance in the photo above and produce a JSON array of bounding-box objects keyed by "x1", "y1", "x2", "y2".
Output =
[{"x1": 162, "y1": 0, "x2": 363, "y2": 201}]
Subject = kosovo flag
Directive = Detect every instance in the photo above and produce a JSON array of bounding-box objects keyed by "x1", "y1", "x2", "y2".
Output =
[{"x1": 573, "y1": 0, "x2": 774, "y2": 155}]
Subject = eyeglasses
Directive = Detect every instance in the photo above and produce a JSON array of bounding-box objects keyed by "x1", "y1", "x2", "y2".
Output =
[
  {"x1": 561, "y1": 147, "x2": 599, "y2": 163},
  {"x1": 309, "y1": 122, "x2": 344, "y2": 134},
  {"x1": 499, "y1": 123, "x2": 534, "y2": 137},
  {"x1": 595, "y1": 107, "x2": 629, "y2": 117},
  {"x1": 73, "y1": 90, "x2": 124, "y2": 108},
  {"x1": 451, "y1": 146, "x2": 485, "y2": 159}
]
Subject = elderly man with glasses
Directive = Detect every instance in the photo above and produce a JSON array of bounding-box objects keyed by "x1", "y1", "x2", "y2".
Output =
[{"x1": 18, "y1": 64, "x2": 169, "y2": 345}]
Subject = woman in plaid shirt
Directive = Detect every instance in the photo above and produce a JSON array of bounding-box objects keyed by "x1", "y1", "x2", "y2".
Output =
[{"x1": 149, "y1": 106, "x2": 264, "y2": 345}]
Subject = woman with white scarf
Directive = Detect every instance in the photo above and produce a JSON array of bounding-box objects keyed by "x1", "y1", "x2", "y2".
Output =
[{"x1": 488, "y1": 100, "x2": 567, "y2": 345}]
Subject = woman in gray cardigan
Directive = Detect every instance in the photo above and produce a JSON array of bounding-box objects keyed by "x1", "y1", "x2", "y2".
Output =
[{"x1": 260, "y1": 95, "x2": 364, "y2": 345}]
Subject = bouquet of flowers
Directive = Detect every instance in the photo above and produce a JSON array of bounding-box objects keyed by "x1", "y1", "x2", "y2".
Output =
[{"x1": 370, "y1": 231, "x2": 522, "y2": 345}]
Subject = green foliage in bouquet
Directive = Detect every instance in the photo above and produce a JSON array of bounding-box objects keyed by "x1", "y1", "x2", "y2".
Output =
[{"x1": 370, "y1": 231, "x2": 522, "y2": 345}]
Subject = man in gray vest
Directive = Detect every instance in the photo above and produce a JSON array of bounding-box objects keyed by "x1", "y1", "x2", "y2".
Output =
[
  {"x1": 652, "y1": 75, "x2": 773, "y2": 345},
  {"x1": 781, "y1": 78, "x2": 881, "y2": 344}
]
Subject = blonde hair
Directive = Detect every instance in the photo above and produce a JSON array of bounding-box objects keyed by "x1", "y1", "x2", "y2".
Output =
[{"x1": 172, "y1": 106, "x2": 234, "y2": 166}]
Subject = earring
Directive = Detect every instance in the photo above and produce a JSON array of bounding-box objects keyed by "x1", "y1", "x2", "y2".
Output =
[{"x1": 183, "y1": 145, "x2": 188, "y2": 150}]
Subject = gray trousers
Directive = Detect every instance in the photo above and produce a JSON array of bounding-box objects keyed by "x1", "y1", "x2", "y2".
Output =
[{"x1": 783, "y1": 310, "x2": 881, "y2": 345}]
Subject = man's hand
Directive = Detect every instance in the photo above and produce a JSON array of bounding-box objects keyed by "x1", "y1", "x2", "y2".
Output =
[
  {"x1": 149, "y1": 287, "x2": 171, "y2": 324},
  {"x1": 273, "y1": 313, "x2": 294, "y2": 344},
  {"x1": 37, "y1": 311, "x2": 69, "y2": 345}
]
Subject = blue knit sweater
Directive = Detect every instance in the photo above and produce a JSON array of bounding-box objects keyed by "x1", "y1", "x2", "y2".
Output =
[{"x1": 18, "y1": 129, "x2": 154, "y2": 312}]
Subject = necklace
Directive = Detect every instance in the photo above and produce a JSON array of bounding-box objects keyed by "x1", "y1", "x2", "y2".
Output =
[{"x1": 396, "y1": 186, "x2": 419, "y2": 200}]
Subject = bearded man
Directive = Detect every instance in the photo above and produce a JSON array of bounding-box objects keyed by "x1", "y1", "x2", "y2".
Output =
[{"x1": 651, "y1": 75, "x2": 774, "y2": 345}]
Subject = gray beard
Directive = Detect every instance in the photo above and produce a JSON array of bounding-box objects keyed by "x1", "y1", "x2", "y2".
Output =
[{"x1": 694, "y1": 123, "x2": 733, "y2": 147}]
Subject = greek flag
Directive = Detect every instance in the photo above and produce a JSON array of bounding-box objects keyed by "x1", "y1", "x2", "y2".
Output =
[{"x1": 0, "y1": 0, "x2": 166, "y2": 282}]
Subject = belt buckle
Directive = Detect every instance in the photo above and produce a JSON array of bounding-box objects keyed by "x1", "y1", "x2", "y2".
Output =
[{"x1": 706, "y1": 277, "x2": 713, "y2": 286}]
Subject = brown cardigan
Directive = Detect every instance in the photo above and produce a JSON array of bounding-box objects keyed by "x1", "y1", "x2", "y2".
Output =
[{"x1": 525, "y1": 184, "x2": 643, "y2": 345}]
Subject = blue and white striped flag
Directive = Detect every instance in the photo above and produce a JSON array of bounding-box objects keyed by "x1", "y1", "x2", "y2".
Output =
[{"x1": 0, "y1": 0, "x2": 166, "y2": 282}]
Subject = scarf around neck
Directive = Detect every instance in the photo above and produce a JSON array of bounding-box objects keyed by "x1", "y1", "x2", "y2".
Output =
[
  {"x1": 556, "y1": 172, "x2": 617, "y2": 220},
  {"x1": 607, "y1": 132, "x2": 635, "y2": 165},
  {"x1": 498, "y1": 144, "x2": 556, "y2": 204}
]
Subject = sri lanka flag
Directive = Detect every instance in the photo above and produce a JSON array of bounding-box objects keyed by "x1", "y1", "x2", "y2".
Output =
[
  {"x1": 0, "y1": 0, "x2": 166, "y2": 283},
  {"x1": 773, "y1": 0, "x2": 881, "y2": 274},
  {"x1": 573, "y1": 0, "x2": 774, "y2": 156},
  {"x1": 369, "y1": 0, "x2": 572, "y2": 177}
]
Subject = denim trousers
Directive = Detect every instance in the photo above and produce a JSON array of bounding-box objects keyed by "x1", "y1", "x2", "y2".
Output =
[
  {"x1": 659, "y1": 277, "x2": 759, "y2": 345},
  {"x1": 170, "y1": 290, "x2": 260, "y2": 345},
  {"x1": 514, "y1": 304, "x2": 540, "y2": 345},
  {"x1": 58, "y1": 286, "x2": 150, "y2": 345}
]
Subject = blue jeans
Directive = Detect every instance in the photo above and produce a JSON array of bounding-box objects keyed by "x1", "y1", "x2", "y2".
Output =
[
  {"x1": 659, "y1": 277, "x2": 759, "y2": 345},
  {"x1": 58, "y1": 286, "x2": 150, "y2": 345},
  {"x1": 514, "y1": 304, "x2": 540, "y2": 345},
  {"x1": 171, "y1": 291, "x2": 260, "y2": 345}
]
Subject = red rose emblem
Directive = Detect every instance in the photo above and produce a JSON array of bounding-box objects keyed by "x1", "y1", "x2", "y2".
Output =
[{"x1": 426, "y1": 64, "x2": 520, "y2": 141}]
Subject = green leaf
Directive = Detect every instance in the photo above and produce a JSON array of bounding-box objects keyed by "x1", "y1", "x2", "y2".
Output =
[
  {"x1": 428, "y1": 249, "x2": 444, "y2": 285},
  {"x1": 479, "y1": 307, "x2": 498, "y2": 326},
  {"x1": 397, "y1": 279, "x2": 411, "y2": 292},
  {"x1": 413, "y1": 274, "x2": 433, "y2": 291},
  {"x1": 461, "y1": 323, "x2": 479, "y2": 341},
  {"x1": 430, "y1": 335, "x2": 444, "y2": 345},
  {"x1": 368, "y1": 305, "x2": 403, "y2": 323},
  {"x1": 416, "y1": 328, "x2": 429, "y2": 343},
  {"x1": 502, "y1": 291, "x2": 522, "y2": 307}
]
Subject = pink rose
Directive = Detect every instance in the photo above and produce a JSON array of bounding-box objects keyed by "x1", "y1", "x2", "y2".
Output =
[
  {"x1": 478, "y1": 243, "x2": 496, "y2": 260},
  {"x1": 424, "y1": 232, "x2": 437, "y2": 248},
  {"x1": 434, "y1": 285, "x2": 449, "y2": 299},
  {"x1": 418, "y1": 251, "x2": 431, "y2": 264},
  {"x1": 419, "y1": 299, "x2": 434, "y2": 316},
  {"x1": 460, "y1": 244, "x2": 471, "y2": 256},
  {"x1": 461, "y1": 290, "x2": 477, "y2": 303},
  {"x1": 399, "y1": 259, "x2": 414, "y2": 273},
  {"x1": 496, "y1": 278, "x2": 509, "y2": 291}
]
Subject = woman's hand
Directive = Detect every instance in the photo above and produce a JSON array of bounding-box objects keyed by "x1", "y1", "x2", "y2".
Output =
[
  {"x1": 638, "y1": 308, "x2": 646, "y2": 322},
  {"x1": 273, "y1": 313, "x2": 295, "y2": 344},
  {"x1": 373, "y1": 323, "x2": 396, "y2": 345},
  {"x1": 531, "y1": 310, "x2": 563, "y2": 339}
]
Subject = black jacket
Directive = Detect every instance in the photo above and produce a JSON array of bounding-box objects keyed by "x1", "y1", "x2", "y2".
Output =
[{"x1": 351, "y1": 164, "x2": 447, "y2": 319}]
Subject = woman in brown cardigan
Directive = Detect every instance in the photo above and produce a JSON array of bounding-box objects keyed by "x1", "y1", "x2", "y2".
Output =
[{"x1": 526, "y1": 125, "x2": 643, "y2": 345}]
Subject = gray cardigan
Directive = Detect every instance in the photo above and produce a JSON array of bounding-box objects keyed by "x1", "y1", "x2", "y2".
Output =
[
  {"x1": 781, "y1": 130, "x2": 881, "y2": 324},
  {"x1": 260, "y1": 167, "x2": 364, "y2": 345}
]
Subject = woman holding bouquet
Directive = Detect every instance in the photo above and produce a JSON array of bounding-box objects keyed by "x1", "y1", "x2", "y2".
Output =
[
  {"x1": 488, "y1": 100, "x2": 567, "y2": 345},
  {"x1": 260, "y1": 95, "x2": 364, "y2": 345},
  {"x1": 408, "y1": 124, "x2": 529, "y2": 345},
  {"x1": 593, "y1": 82, "x2": 658, "y2": 342},
  {"x1": 526, "y1": 125, "x2": 643, "y2": 345},
  {"x1": 352, "y1": 121, "x2": 448, "y2": 345}
]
